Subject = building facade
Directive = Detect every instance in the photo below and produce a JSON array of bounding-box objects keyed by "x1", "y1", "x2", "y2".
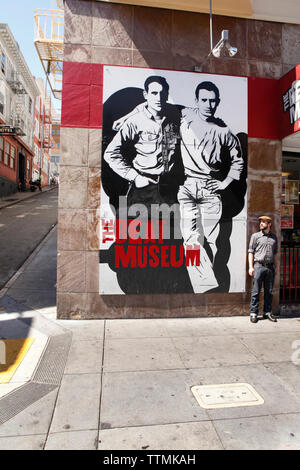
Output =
[
  {"x1": 50, "y1": 114, "x2": 61, "y2": 182},
  {"x1": 57, "y1": 0, "x2": 300, "y2": 319},
  {"x1": 0, "y1": 24, "x2": 39, "y2": 197},
  {"x1": 33, "y1": 78, "x2": 55, "y2": 187}
]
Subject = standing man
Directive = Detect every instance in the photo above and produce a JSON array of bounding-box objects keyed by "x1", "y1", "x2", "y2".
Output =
[
  {"x1": 178, "y1": 81, "x2": 244, "y2": 288},
  {"x1": 248, "y1": 215, "x2": 278, "y2": 323},
  {"x1": 104, "y1": 75, "x2": 183, "y2": 210}
]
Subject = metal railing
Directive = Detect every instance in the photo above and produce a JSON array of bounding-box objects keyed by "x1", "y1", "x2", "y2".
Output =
[
  {"x1": 281, "y1": 245, "x2": 300, "y2": 302},
  {"x1": 34, "y1": 6, "x2": 64, "y2": 100}
]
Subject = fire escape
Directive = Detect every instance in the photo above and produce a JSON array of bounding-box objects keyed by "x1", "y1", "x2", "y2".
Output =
[
  {"x1": 11, "y1": 95, "x2": 26, "y2": 136},
  {"x1": 0, "y1": 24, "x2": 29, "y2": 136},
  {"x1": 34, "y1": 1, "x2": 64, "y2": 100},
  {"x1": 6, "y1": 70, "x2": 28, "y2": 136},
  {"x1": 43, "y1": 95, "x2": 52, "y2": 149}
]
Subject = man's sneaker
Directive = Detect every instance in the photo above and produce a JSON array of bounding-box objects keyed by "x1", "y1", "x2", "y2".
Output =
[
  {"x1": 250, "y1": 313, "x2": 258, "y2": 323},
  {"x1": 263, "y1": 312, "x2": 277, "y2": 322}
]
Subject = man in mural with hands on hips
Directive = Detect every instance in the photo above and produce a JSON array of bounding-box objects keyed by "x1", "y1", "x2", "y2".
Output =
[
  {"x1": 248, "y1": 215, "x2": 278, "y2": 323},
  {"x1": 178, "y1": 81, "x2": 244, "y2": 290}
]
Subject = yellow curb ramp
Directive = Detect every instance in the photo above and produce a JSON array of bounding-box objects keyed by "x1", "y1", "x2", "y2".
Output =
[{"x1": 0, "y1": 338, "x2": 35, "y2": 383}]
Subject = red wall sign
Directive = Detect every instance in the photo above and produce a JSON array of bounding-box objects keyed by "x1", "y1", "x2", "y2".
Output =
[{"x1": 279, "y1": 64, "x2": 300, "y2": 139}]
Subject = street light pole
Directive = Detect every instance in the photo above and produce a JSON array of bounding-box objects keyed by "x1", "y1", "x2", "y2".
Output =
[{"x1": 210, "y1": 0, "x2": 213, "y2": 52}]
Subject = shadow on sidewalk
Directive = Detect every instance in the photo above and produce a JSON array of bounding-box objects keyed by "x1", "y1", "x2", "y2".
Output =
[{"x1": 0, "y1": 226, "x2": 57, "y2": 318}]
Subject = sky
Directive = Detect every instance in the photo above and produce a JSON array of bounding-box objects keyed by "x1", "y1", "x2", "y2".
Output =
[{"x1": 1, "y1": 0, "x2": 62, "y2": 111}]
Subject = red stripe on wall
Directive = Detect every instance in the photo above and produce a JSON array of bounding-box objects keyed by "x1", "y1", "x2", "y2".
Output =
[
  {"x1": 248, "y1": 77, "x2": 280, "y2": 140},
  {"x1": 89, "y1": 85, "x2": 103, "y2": 128},
  {"x1": 61, "y1": 61, "x2": 281, "y2": 140},
  {"x1": 61, "y1": 62, "x2": 103, "y2": 129}
]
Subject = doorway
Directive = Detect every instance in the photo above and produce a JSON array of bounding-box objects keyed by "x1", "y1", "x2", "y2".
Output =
[
  {"x1": 18, "y1": 152, "x2": 25, "y2": 191},
  {"x1": 281, "y1": 151, "x2": 300, "y2": 302}
]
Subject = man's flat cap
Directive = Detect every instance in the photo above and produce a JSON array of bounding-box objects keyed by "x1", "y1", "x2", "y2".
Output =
[{"x1": 259, "y1": 215, "x2": 272, "y2": 222}]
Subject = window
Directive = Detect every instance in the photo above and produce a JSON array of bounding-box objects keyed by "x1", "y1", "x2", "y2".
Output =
[
  {"x1": 1, "y1": 52, "x2": 5, "y2": 74},
  {"x1": 29, "y1": 97, "x2": 32, "y2": 114},
  {"x1": 27, "y1": 159, "x2": 30, "y2": 179},
  {"x1": 52, "y1": 129, "x2": 55, "y2": 135},
  {"x1": 10, "y1": 146, "x2": 15, "y2": 169},
  {"x1": 0, "y1": 136, "x2": 3, "y2": 161},
  {"x1": 34, "y1": 144, "x2": 39, "y2": 165},
  {"x1": 0, "y1": 91, "x2": 4, "y2": 115},
  {"x1": 4, "y1": 141, "x2": 9, "y2": 165},
  {"x1": 6, "y1": 58, "x2": 14, "y2": 81}
]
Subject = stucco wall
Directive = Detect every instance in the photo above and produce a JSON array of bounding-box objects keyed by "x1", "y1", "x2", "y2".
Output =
[{"x1": 57, "y1": 0, "x2": 300, "y2": 318}]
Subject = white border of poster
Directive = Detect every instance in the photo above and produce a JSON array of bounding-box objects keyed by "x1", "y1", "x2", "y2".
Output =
[{"x1": 100, "y1": 65, "x2": 248, "y2": 295}]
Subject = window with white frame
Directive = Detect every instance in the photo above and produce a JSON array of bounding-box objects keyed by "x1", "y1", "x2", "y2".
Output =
[
  {"x1": 10, "y1": 145, "x2": 15, "y2": 169},
  {"x1": 27, "y1": 158, "x2": 30, "y2": 178},
  {"x1": 0, "y1": 91, "x2": 4, "y2": 115},
  {"x1": 34, "y1": 144, "x2": 39, "y2": 165},
  {"x1": 0, "y1": 136, "x2": 3, "y2": 161},
  {"x1": 6, "y1": 58, "x2": 14, "y2": 81},
  {"x1": 1, "y1": 52, "x2": 5, "y2": 75},
  {"x1": 4, "y1": 141, "x2": 9, "y2": 165}
]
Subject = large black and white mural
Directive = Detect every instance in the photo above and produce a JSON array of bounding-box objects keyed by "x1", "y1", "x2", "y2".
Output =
[{"x1": 99, "y1": 65, "x2": 248, "y2": 295}]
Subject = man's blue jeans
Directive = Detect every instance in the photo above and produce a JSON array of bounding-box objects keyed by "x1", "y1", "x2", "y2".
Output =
[{"x1": 250, "y1": 264, "x2": 275, "y2": 314}]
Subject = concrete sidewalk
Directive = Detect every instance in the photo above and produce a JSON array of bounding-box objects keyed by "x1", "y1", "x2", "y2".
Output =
[{"x1": 0, "y1": 227, "x2": 300, "y2": 450}]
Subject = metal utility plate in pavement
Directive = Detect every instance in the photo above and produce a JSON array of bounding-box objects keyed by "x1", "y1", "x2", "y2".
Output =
[{"x1": 191, "y1": 383, "x2": 264, "y2": 409}]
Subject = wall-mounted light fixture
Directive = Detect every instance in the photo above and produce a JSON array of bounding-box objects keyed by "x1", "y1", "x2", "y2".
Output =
[
  {"x1": 195, "y1": 0, "x2": 238, "y2": 72},
  {"x1": 211, "y1": 29, "x2": 238, "y2": 58}
]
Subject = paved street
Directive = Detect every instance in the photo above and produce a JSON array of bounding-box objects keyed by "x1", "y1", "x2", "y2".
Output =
[{"x1": 0, "y1": 188, "x2": 58, "y2": 289}]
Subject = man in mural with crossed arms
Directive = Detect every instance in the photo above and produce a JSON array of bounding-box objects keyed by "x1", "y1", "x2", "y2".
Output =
[{"x1": 179, "y1": 81, "x2": 244, "y2": 290}]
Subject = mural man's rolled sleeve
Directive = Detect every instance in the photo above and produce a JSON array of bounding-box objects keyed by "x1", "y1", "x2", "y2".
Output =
[{"x1": 226, "y1": 133, "x2": 244, "y2": 180}]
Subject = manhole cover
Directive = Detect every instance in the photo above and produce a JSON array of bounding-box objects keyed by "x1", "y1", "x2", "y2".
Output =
[{"x1": 191, "y1": 383, "x2": 264, "y2": 409}]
